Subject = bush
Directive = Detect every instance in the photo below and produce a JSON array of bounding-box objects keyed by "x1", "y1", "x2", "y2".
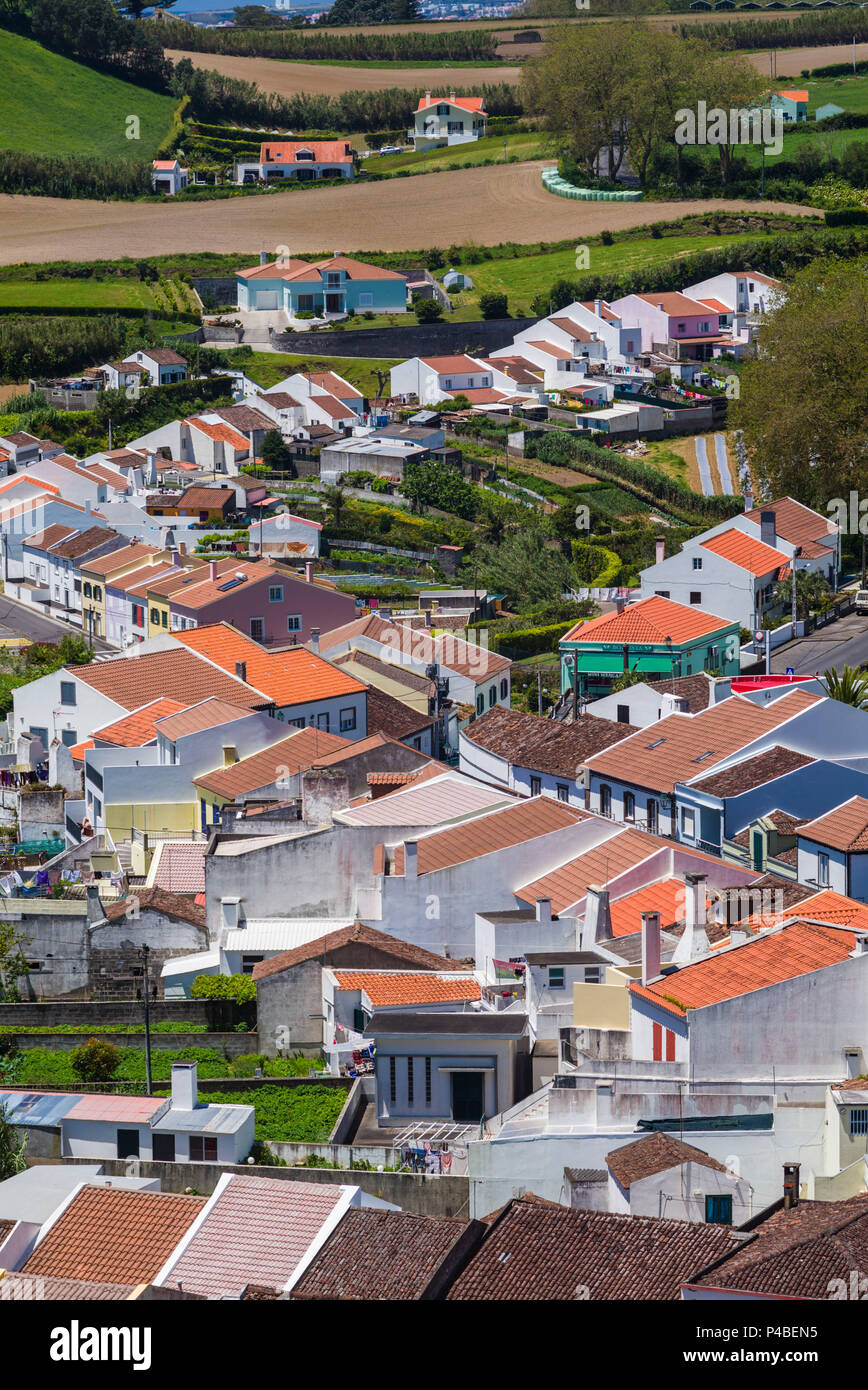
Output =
[
  {"x1": 69, "y1": 1038, "x2": 121, "y2": 1083},
  {"x1": 414, "y1": 297, "x2": 443, "y2": 324},
  {"x1": 479, "y1": 291, "x2": 508, "y2": 320},
  {"x1": 489, "y1": 620, "x2": 577, "y2": 659},
  {"x1": 190, "y1": 972, "x2": 256, "y2": 1005}
]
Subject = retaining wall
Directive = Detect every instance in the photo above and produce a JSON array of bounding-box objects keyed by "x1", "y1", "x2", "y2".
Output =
[
  {"x1": 0, "y1": 999, "x2": 253, "y2": 1030},
  {"x1": 4, "y1": 1031, "x2": 259, "y2": 1056},
  {"x1": 273, "y1": 316, "x2": 534, "y2": 361}
]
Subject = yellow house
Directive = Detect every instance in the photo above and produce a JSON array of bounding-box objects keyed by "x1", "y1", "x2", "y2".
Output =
[
  {"x1": 145, "y1": 556, "x2": 239, "y2": 637},
  {"x1": 80, "y1": 541, "x2": 162, "y2": 642}
]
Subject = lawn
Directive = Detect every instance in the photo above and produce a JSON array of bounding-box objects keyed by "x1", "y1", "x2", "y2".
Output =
[
  {"x1": 0, "y1": 31, "x2": 178, "y2": 159},
  {"x1": 447, "y1": 232, "x2": 751, "y2": 317},
  {"x1": 190, "y1": 1085, "x2": 347, "y2": 1143},
  {"x1": 0, "y1": 281, "x2": 159, "y2": 311},
  {"x1": 364, "y1": 130, "x2": 545, "y2": 170},
  {"x1": 232, "y1": 350, "x2": 400, "y2": 396}
]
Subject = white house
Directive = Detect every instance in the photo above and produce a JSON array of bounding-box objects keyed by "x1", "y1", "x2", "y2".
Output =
[
  {"x1": 125, "y1": 348, "x2": 188, "y2": 386},
  {"x1": 603, "y1": 1133, "x2": 753, "y2": 1225},
  {"x1": 797, "y1": 796, "x2": 868, "y2": 900},
  {"x1": 234, "y1": 140, "x2": 355, "y2": 185},
  {"x1": 681, "y1": 270, "x2": 784, "y2": 320},
  {"x1": 390, "y1": 354, "x2": 523, "y2": 407},
  {"x1": 413, "y1": 92, "x2": 487, "y2": 150},
  {"x1": 151, "y1": 159, "x2": 188, "y2": 196}
]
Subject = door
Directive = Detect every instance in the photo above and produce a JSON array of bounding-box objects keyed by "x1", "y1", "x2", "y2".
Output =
[
  {"x1": 250, "y1": 617, "x2": 264, "y2": 643},
  {"x1": 325, "y1": 294, "x2": 343, "y2": 313},
  {"x1": 646, "y1": 799, "x2": 658, "y2": 834},
  {"x1": 451, "y1": 1071, "x2": 485, "y2": 1123}
]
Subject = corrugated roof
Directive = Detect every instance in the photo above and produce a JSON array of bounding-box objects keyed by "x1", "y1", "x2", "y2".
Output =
[
  {"x1": 23, "y1": 1186, "x2": 206, "y2": 1285},
  {"x1": 629, "y1": 919, "x2": 860, "y2": 1017},
  {"x1": 338, "y1": 771, "x2": 514, "y2": 827}
]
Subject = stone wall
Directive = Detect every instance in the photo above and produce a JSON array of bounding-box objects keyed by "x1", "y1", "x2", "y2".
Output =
[
  {"x1": 0, "y1": 999, "x2": 252, "y2": 1030},
  {"x1": 6, "y1": 1031, "x2": 259, "y2": 1056}
]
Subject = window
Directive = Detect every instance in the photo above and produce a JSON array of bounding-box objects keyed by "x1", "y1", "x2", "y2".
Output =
[
  {"x1": 600, "y1": 785, "x2": 612, "y2": 817},
  {"x1": 692, "y1": 556, "x2": 702, "y2": 570},
  {"x1": 93, "y1": 586, "x2": 102, "y2": 601},
  {"x1": 83, "y1": 582, "x2": 91, "y2": 598},
  {"x1": 287, "y1": 615, "x2": 302, "y2": 632},
  {"x1": 444, "y1": 379, "x2": 453, "y2": 390},
  {"x1": 152, "y1": 1133, "x2": 175, "y2": 1162},
  {"x1": 548, "y1": 967, "x2": 565, "y2": 990},
  {"x1": 584, "y1": 967, "x2": 603, "y2": 984},
  {"x1": 241, "y1": 954, "x2": 264, "y2": 974},
  {"x1": 132, "y1": 604, "x2": 144, "y2": 628},
  {"x1": 850, "y1": 1108, "x2": 868, "y2": 1135},
  {"x1": 425, "y1": 1056, "x2": 432, "y2": 1104},
  {"x1": 690, "y1": 591, "x2": 702, "y2": 605},
  {"x1": 326, "y1": 272, "x2": 341, "y2": 287},
  {"x1": 699, "y1": 321, "x2": 709, "y2": 333},
  {"x1": 530, "y1": 776, "x2": 542, "y2": 796},
  {"x1": 655, "y1": 590, "x2": 670, "y2": 599},
  {"x1": 298, "y1": 294, "x2": 314, "y2": 312},
  {"x1": 407, "y1": 1057, "x2": 414, "y2": 1104},
  {"x1": 626, "y1": 340, "x2": 634, "y2": 352},
  {"x1": 623, "y1": 791, "x2": 635, "y2": 822},
  {"x1": 646, "y1": 799, "x2": 659, "y2": 834},
  {"x1": 268, "y1": 585, "x2": 283, "y2": 602},
  {"x1": 250, "y1": 617, "x2": 264, "y2": 642},
  {"x1": 389, "y1": 1055, "x2": 397, "y2": 1104},
  {"x1": 150, "y1": 607, "x2": 160, "y2": 624},
  {"x1": 500, "y1": 678, "x2": 508, "y2": 699},
  {"x1": 161, "y1": 610, "x2": 168, "y2": 628},
  {"x1": 340, "y1": 707, "x2": 356, "y2": 732},
  {"x1": 476, "y1": 693, "x2": 484, "y2": 715},
  {"x1": 705, "y1": 1194, "x2": 733, "y2": 1226},
  {"x1": 818, "y1": 851, "x2": 830, "y2": 887},
  {"x1": 61, "y1": 730, "x2": 77, "y2": 747},
  {"x1": 681, "y1": 807, "x2": 695, "y2": 838},
  {"x1": 117, "y1": 1129, "x2": 139, "y2": 1159},
  {"x1": 317, "y1": 712, "x2": 330, "y2": 732},
  {"x1": 677, "y1": 322, "x2": 686, "y2": 333},
  {"x1": 289, "y1": 717, "x2": 305, "y2": 729},
  {"x1": 59, "y1": 681, "x2": 76, "y2": 706},
  {"x1": 359, "y1": 293, "x2": 373, "y2": 308},
  {"x1": 616, "y1": 703, "x2": 630, "y2": 724},
  {"x1": 189, "y1": 1135, "x2": 218, "y2": 1161},
  {"x1": 488, "y1": 685, "x2": 497, "y2": 708},
  {"x1": 557, "y1": 784, "x2": 569, "y2": 803}
]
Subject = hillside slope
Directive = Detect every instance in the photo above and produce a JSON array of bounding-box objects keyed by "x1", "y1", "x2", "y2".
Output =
[{"x1": 0, "y1": 30, "x2": 177, "y2": 159}]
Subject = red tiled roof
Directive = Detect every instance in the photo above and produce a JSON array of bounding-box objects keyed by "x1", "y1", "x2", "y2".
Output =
[
  {"x1": 515, "y1": 826, "x2": 658, "y2": 915},
  {"x1": 253, "y1": 921, "x2": 455, "y2": 982},
  {"x1": 563, "y1": 595, "x2": 732, "y2": 647},
  {"x1": 463, "y1": 707, "x2": 636, "y2": 779},
  {"x1": 629, "y1": 919, "x2": 860, "y2": 1017},
  {"x1": 151, "y1": 840, "x2": 206, "y2": 895},
  {"x1": 391, "y1": 797, "x2": 586, "y2": 877},
  {"x1": 194, "y1": 727, "x2": 349, "y2": 800},
  {"x1": 333, "y1": 970, "x2": 480, "y2": 1006},
  {"x1": 608, "y1": 877, "x2": 709, "y2": 940},
  {"x1": 184, "y1": 418, "x2": 250, "y2": 451},
  {"x1": 154, "y1": 696, "x2": 253, "y2": 741},
  {"x1": 606, "y1": 1132, "x2": 728, "y2": 1190},
  {"x1": 93, "y1": 697, "x2": 187, "y2": 748},
  {"x1": 743, "y1": 496, "x2": 835, "y2": 546},
  {"x1": 701, "y1": 528, "x2": 786, "y2": 576},
  {"x1": 416, "y1": 94, "x2": 485, "y2": 112},
  {"x1": 23, "y1": 1186, "x2": 205, "y2": 1285},
  {"x1": 290, "y1": 1206, "x2": 472, "y2": 1301},
  {"x1": 73, "y1": 646, "x2": 265, "y2": 713},
  {"x1": 176, "y1": 623, "x2": 367, "y2": 706},
  {"x1": 635, "y1": 291, "x2": 714, "y2": 316},
  {"x1": 798, "y1": 796, "x2": 868, "y2": 852},
  {"x1": 260, "y1": 140, "x2": 352, "y2": 164}
]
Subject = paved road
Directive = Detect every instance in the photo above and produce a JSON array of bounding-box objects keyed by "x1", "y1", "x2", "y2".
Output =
[
  {"x1": 0, "y1": 595, "x2": 112, "y2": 652},
  {"x1": 693, "y1": 436, "x2": 714, "y2": 497},
  {"x1": 770, "y1": 609, "x2": 868, "y2": 676}
]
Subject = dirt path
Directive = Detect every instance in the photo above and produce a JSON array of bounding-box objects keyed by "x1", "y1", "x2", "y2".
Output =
[
  {"x1": 745, "y1": 41, "x2": 868, "y2": 76},
  {"x1": 164, "y1": 49, "x2": 521, "y2": 97},
  {"x1": 0, "y1": 164, "x2": 817, "y2": 264}
]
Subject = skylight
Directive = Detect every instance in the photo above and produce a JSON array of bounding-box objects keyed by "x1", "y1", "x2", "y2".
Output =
[
  {"x1": 646, "y1": 738, "x2": 666, "y2": 749},
  {"x1": 693, "y1": 750, "x2": 715, "y2": 762}
]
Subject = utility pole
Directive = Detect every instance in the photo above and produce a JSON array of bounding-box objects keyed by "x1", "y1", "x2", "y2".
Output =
[
  {"x1": 537, "y1": 667, "x2": 543, "y2": 717},
  {"x1": 791, "y1": 559, "x2": 798, "y2": 629},
  {"x1": 107, "y1": 417, "x2": 113, "y2": 451},
  {"x1": 141, "y1": 944, "x2": 153, "y2": 1097},
  {"x1": 571, "y1": 654, "x2": 579, "y2": 723},
  {"x1": 862, "y1": 534, "x2": 866, "y2": 590}
]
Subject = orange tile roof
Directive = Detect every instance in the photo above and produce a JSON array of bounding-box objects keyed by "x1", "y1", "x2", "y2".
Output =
[
  {"x1": 584, "y1": 688, "x2": 821, "y2": 796},
  {"x1": 69, "y1": 738, "x2": 94, "y2": 763},
  {"x1": 776, "y1": 89, "x2": 809, "y2": 101},
  {"x1": 307, "y1": 371, "x2": 362, "y2": 401},
  {"x1": 420, "y1": 355, "x2": 483, "y2": 373},
  {"x1": 608, "y1": 877, "x2": 711, "y2": 940},
  {"x1": 194, "y1": 726, "x2": 349, "y2": 799},
  {"x1": 700, "y1": 528, "x2": 785, "y2": 576},
  {"x1": 260, "y1": 140, "x2": 351, "y2": 163},
  {"x1": 74, "y1": 646, "x2": 265, "y2": 712},
  {"x1": 787, "y1": 889, "x2": 868, "y2": 931},
  {"x1": 23, "y1": 1185, "x2": 206, "y2": 1285},
  {"x1": 526, "y1": 340, "x2": 573, "y2": 361},
  {"x1": 169, "y1": 563, "x2": 278, "y2": 611},
  {"x1": 629, "y1": 920, "x2": 859, "y2": 1018},
  {"x1": 743, "y1": 496, "x2": 835, "y2": 546},
  {"x1": 391, "y1": 797, "x2": 586, "y2": 877},
  {"x1": 516, "y1": 827, "x2": 657, "y2": 914},
  {"x1": 93, "y1": 697, "x2": 188, "y2": 748},
  {"x1": 563, "y1": 595, "x2": 733, "y2": 647},
  {"x1": 185, "y1": 418, "x2": 250, "y2": 451},
  {"x1": 332, "y1": 970, "x2": 480, "y2": 1006},
  {"x1": 80, "y1": 541, "x2": 160, "y2": 577},
  {"x1": 799, "y1": 796, "x2": 868, "y2": 852},
  {"x1": 309, "y1": 392, "x2": 355, "y2": 421},
  {"x1": 176, "y1": 622, "x2": 369, "y2": 706},
  {"x1": 416, "y1": 94, "x2": 485, "y2": 112},
  {"x1": 635, "y1": 291, "x2": 713, "y2": 316},
  {"x1": 154, "y1": 696, "x2": 254, "y2": 741}
]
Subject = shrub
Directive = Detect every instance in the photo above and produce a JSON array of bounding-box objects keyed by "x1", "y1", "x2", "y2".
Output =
[
  {"x1": 414, "y1": 297, "x2": 443, "y2": 324},
  {"x1": 479, "y1": 291, "x2": 508, "y2": 320},
  {"x1": 489, "y1": 620, "x2": 576, "y2": 659},
  {"x1": 69, "y1": 1038, "x2": 121, "y2": 1083},
  {"x1": 190, "y1": 972, "x2": 256, "y2": 1005}
]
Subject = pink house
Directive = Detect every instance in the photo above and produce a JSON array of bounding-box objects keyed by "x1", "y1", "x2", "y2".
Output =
[
  {"x1": 168, "y1": 559, "x2": 357, "y2": 648},
  {"x1": 607, "y1": 292, "x2": 725, "y2": 361}
]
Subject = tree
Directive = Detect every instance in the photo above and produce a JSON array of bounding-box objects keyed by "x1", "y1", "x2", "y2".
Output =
[
  {"x1": 735, "y1": 259, "x2": 868, "y2": 510},
  {"x1": 0, "y1": 1102, "x2": 27, "y2": 1181},
  {"x1": 323, "y1": 485, "x2": 345, "y2": 526},
  {"x1": 773, "y1": 569, "x2": 831, "y2": 621},
  {"x1": 479, "y1": 292, "x2": 508, "y2": 320},
  {"x1": 233, "y1": 4, "x2": 286, "y2": 23},
  {"x1": 0, "y1": 922, "x2": 30, "y2": 1002},
  {"x1": 465, "y1": 530, "x2": 573, "y2": 610},
  {"x1": 415, "y1": 297, "x2": 443, "y2": 324},
  {"x1": 823, "y1": 665, "x2": 868, "y2": 710},
  {"x1": 70, "y1": 1037, "x2": 121, "y2": 1083},
  {"x1": 401, "y1": 459, "x2": 478, "y2": 519},
  {"x1": 260, "y1": 429, "x2": 293, "y2": 472}
]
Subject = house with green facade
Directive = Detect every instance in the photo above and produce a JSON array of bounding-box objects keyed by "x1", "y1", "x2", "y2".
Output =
[{"x1": 559, "y1": 595, "x2": 740, "y2": 702}]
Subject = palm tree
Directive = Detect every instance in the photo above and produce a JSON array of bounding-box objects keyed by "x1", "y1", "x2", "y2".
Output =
[
  {"x1": 323, "y1": 485, "x2": 344, "y2": 527},
  {"x1": 823, "y1": 665, "x2": 868, "y2": 709}
]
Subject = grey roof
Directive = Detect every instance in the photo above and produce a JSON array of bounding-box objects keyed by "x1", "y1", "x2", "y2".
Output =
[
  {"x1": 524, "y1": 950, "x2": 609, "y2": 965},
  {"x1": 0, "y1": 1165, "x2": 159, "y2": 1224},
  {"x1": 364, "y1": 1010, "x2": 528, "y2": 1037},
  {"x1": 152, "y1": 1103, "x2": 253, "y2": 1135},
  {"x1": 476, "y1": 909, "x2": 550, "y2": 924},
  {"x1": 565, "y1": 1168, "x2": 608, "y2": 1184},
  {"x1": 600, "y1": 929, "x2": 680, "y2": 966}
]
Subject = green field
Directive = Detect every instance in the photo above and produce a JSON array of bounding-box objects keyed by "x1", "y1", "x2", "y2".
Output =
[
  {"x1": 229, "y1": 351, "x2": 400, "y2": 396},
  {"x1": 366, "y1": 130, "x2": 545, "y2": 170},
  {"x1": 0, "y1": 280, "x2": 160, "y2": 310},
  {"x1": 0, "y1": 31, "x2": 177, "y2": 158}
]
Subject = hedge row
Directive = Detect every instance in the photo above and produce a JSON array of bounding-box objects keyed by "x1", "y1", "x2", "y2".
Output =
[{"x1": 489, "y1": 620, "x2": 576, "y2": 659}]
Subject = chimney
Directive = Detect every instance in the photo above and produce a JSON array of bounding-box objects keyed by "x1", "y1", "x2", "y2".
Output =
[
  {"x1": 782, "y1": 1162, "x2": 800, "y2": 1209},
  {"x1": 673, "y1": 872, "x2": 710, "y2": 963},
  {"x1": 449, "y1": 90, "x2": 456, "y2": 102},
  {"x1": 235, "y1": 660, "x2": 246, "y2": 683},
  {"x1": 594, "y1": 298, "x2": 602, "y2": 317},
  {"x1": 171, "y1": 1061, "x2": 199, "y2": 1112},
  {"x1": 852, "y1": 934, "x2": 868, "y2": 956},
  {"x1": 424, "y1": 608, "x2": 432, "y2": 626},
  {"x1": 424, "y1": 90, "x2": 431, "y2": 103},
  {"x1": 86, "y1": 883, "x2": 102, "y2": 922},
  {"x1": 209, "y1": 560, "x2": 218, "y2": 581},
  {"x1": 170, "y1": 549, "x2": 180, "y2": 567},
  {"x1": 403, "y1": 839, "x2": 419, "y2": 879},
  {"x1": 535, "y1": 897, "x2": 552, "y2": 924},
  {"x1": 641, "y1": 911, "x2": 661, "y2": 985},
  {"x1": 302, "y1": 768, "x2": 350, "y2": 826},
  {"x1": 259, "y1": 250, "x2": 267, "y2": 266},
  {"x1": 655, "y1": 536, "x2": 665, "y2": 565},
  {"x1": 743, "y1": 482, "x2": 754, "y2": 512},
  {"x1": 760, "y1": 509, "x2": 776, "y2": 550},
  {"x1": 179, "y1": 541, "x2": 187, "y2": 557},
  {"x1": 615, "y1": 597, "x2": 625, "y2": 615},
  {"x1": 584, "y1": 884, "x2": 611, "y2": 945},
  {"x1": 304, "y1": 560, "x2": 314, "y2": 584},
  {"x1": 310, "y1": 627, "x2": 320, "y2": 654}
]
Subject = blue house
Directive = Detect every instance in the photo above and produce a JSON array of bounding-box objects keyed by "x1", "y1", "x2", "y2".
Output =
[{"x1": 236, "y1": 255, "x2": 408, "y2": 320}]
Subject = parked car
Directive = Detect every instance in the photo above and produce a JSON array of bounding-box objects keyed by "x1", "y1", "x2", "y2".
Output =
[
  {"x1": 855, "y1": 589, "x2": 868, "y2": 615},
  {"x1": 378, "y1": 146, "x2": 403, "y2": 156}
]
